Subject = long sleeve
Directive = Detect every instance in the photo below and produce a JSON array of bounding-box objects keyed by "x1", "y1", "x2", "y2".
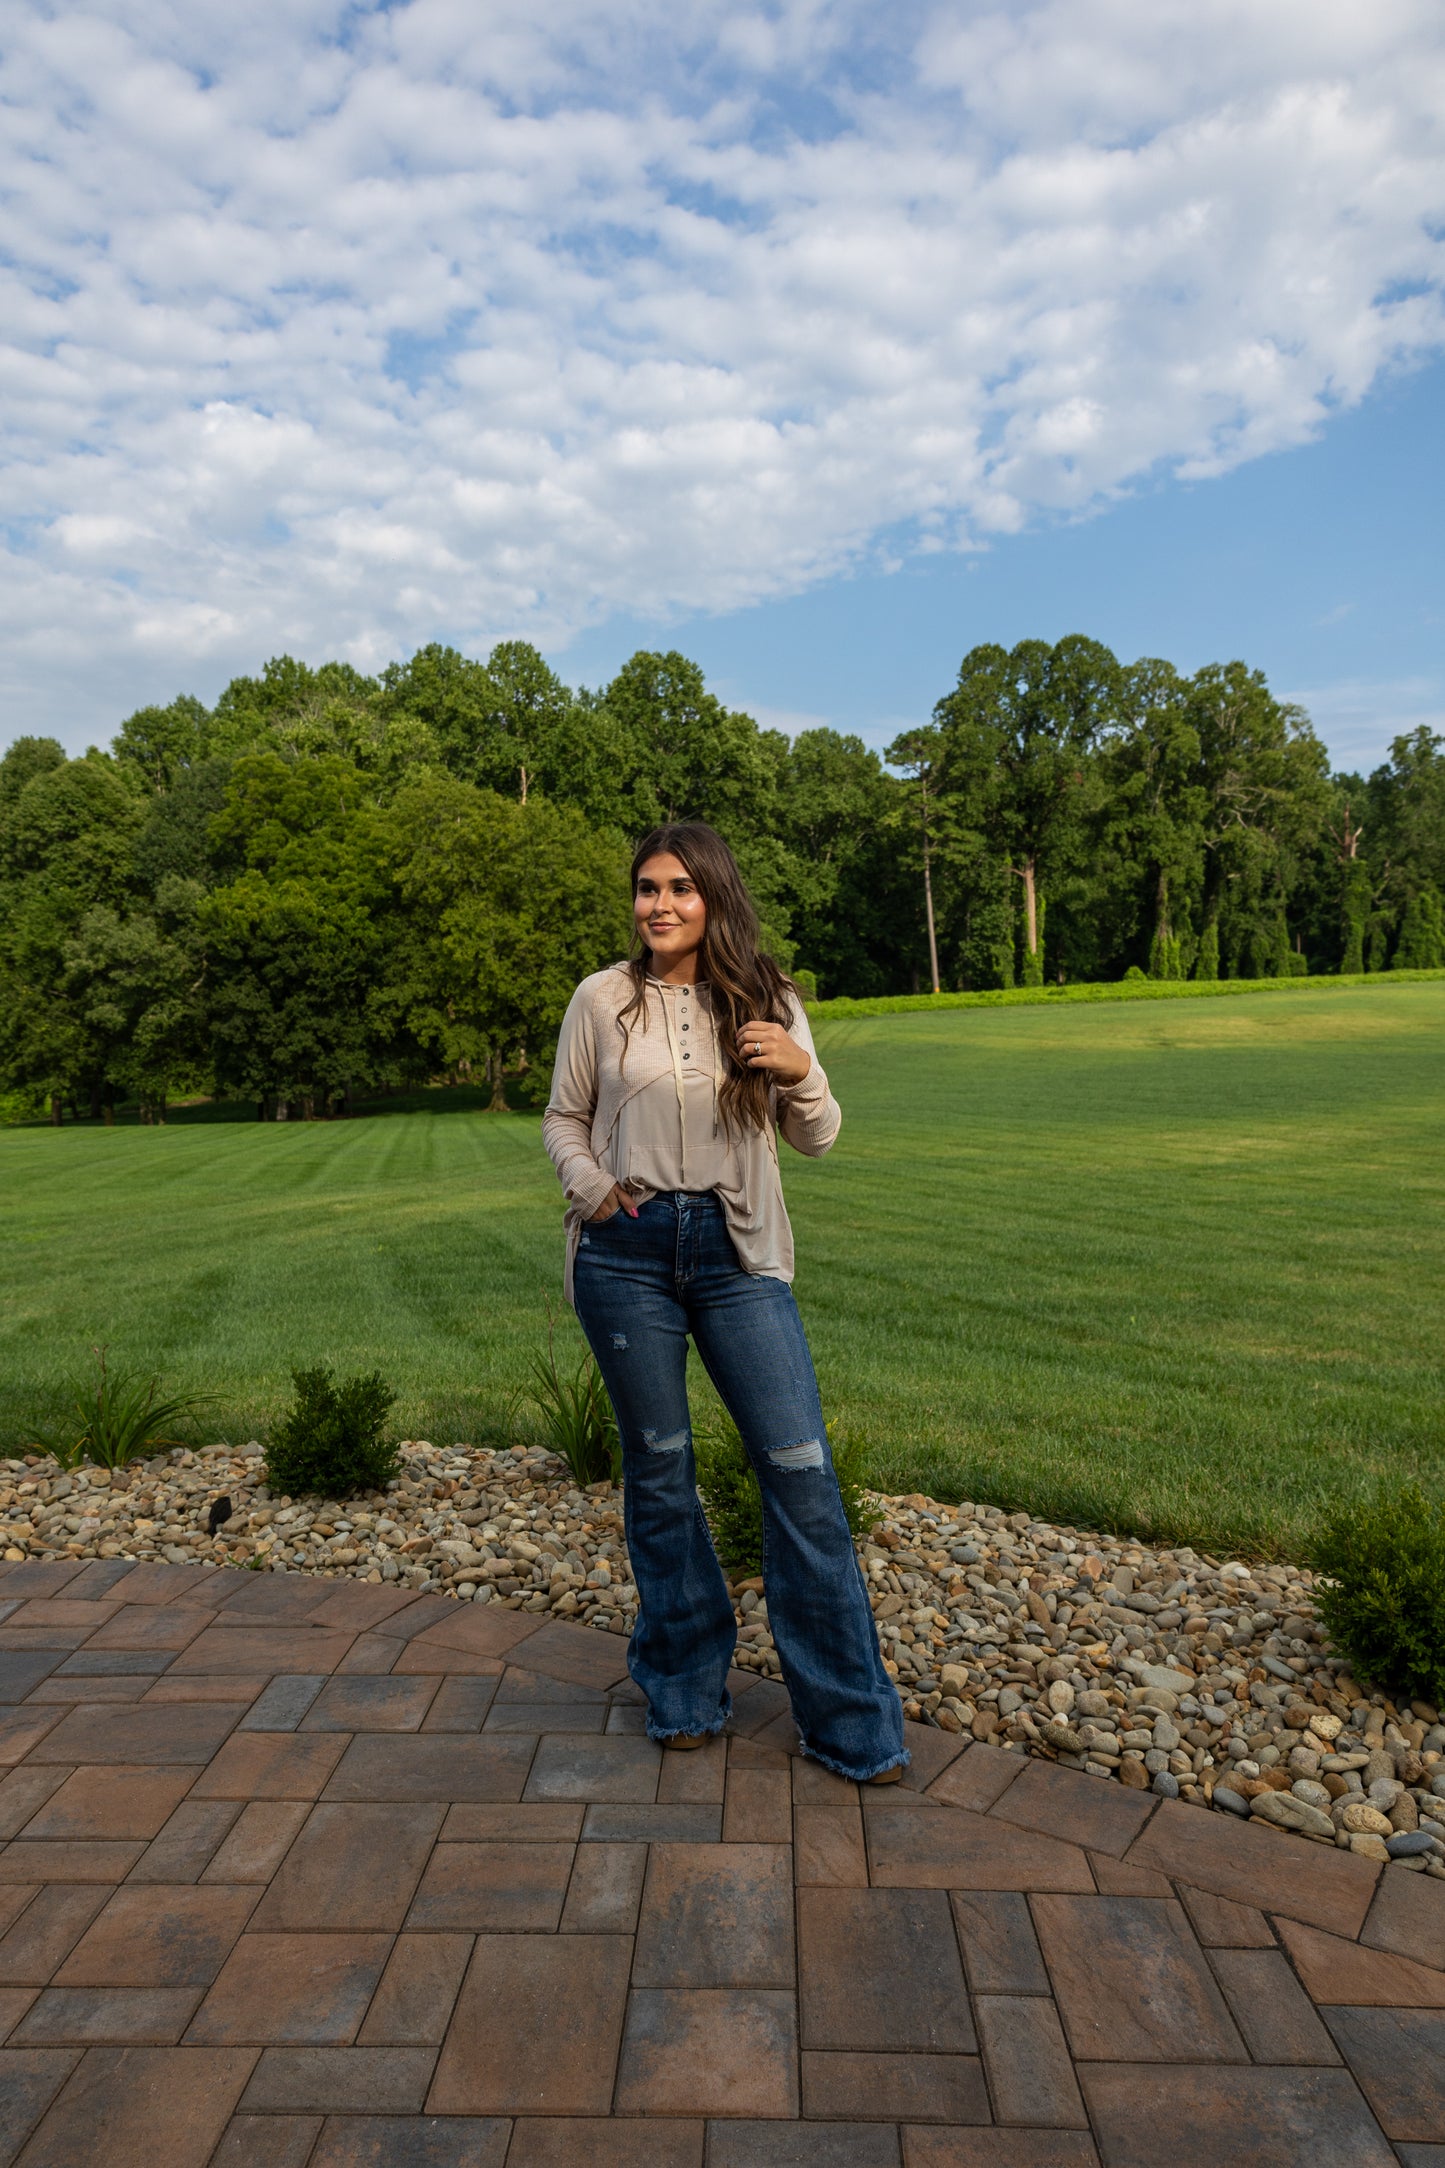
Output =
[
  {"x1": 775, "y1": 995, "x2": 841, "y2": 1159},
  {"x1": 542, "y1": 983, "x2": 618, "y2": 1219}
]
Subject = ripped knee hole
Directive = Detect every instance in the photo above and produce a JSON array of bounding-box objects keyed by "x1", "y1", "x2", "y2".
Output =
[
  {"x1": 767, "y1": 1437, "x2": 825, "y2": 1471},
  {"x1": 641, "y1": 1428, "x2": 688, "y2": 1454}
]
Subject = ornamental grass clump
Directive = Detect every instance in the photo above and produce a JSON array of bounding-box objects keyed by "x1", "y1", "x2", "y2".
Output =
[
  {"x1": 38, "y1": 1346, "x2": 217, "y2": 1470},
  {"x1": 265, "y1": 1365, "x2": 400, "y2": 1500},
  {"x1": 523, "y1": 1314, "x2": 619, "y2": 1488},
  {"x1": 1310, "y1": 1484, "x2": 1445, "y2": 1705},
  {"x1": 695, "y1": 1417, "x2": 870, "y2": 1578}
]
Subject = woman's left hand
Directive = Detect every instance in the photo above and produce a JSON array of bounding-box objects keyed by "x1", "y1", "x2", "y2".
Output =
[{"x1": 737, "y1": 1020, "x2": 811, "y2": 1087}]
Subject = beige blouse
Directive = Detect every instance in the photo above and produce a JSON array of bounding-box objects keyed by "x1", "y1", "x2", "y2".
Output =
[{"x1": 542, "y1": 963, "x2": 841, "y2": 1300}]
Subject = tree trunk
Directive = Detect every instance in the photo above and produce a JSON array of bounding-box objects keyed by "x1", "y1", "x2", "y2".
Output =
[
  {"x1": 918, "y1": 776, "x2": 941, "y2": 994},
  {"x1": 519, "y1": 764, "x2": 528, "y2": 805},
  {"x1": 922, "y1": 839, "x2": 941, "y2": 995},
  {"x1": 89, "y1": 1079, "x2": 103, "y2": 1121},
  {"x1": 275, "y1": 1099, "x2": 289, "y2": 1121},
  {"x1": 1013, "y1": 857, "x2": 1043, "y2": 985},
  {"x1": 301, "y1": 1095, "x2": 315, "y2": 1122},
  {"x1": 1020, "y1": 857, "x2": 1038, "y2": 959},
  {"x1": 488, "y1": 1054, "x2": 509, "y2": 1112},
  {"x1": 49, "y1": 1094, "x2": 62, "y2": 1127}
]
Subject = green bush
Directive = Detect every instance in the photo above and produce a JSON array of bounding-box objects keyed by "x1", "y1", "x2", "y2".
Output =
[
  {"x1": 695, "y1": 1417, "x2": 872, "y2": 1578},
  {"x1": 1394, "y1": 887, "x2": 1445, "y2": 971},
  {"x1": 1310, "y1": 1484, "x2": 1445, "y2": 1704},
  {"x1": 1194, "y1": 920, "x2": 1220, "y2": 980},
  {"x1": 265, "y1": 1365, "x2": 400, "y2": 1499},
  {"x1": 0, "y1": 1086, "x2": 46, "y2": 1127}
]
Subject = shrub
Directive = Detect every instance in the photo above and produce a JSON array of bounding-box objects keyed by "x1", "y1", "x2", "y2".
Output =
[
  {"x1": 695, "y1": 1417, "x2": 871, "y2": 1578},
  {"x1": 1309, "y1": 1484, "x2": 1445, "y2": 1704},
  {"x1": 37, "y1": 1346, "x2": 216, "y2": 1469},
  {"x1": 0, "y1": 1085, "x2": 46, "y2": 1127},
  {"x1": 524, "y1": 1318, "x2": 618, "y2": 1488},
  {"x1": 1147, "y1": 928, "x2": 1183, "y2": 981},
  {"x1": 694, "y1": 1422, "x2": 764, "y2": 1575},
  {"x1": 266, "y1": 1365, "x2": 400, "y2": 1499},
  {"x1": 1394, "y1": 887, "x2": 1445, "y2": 971}
]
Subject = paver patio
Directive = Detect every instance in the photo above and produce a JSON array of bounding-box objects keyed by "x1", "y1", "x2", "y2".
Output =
[{"x1": 1, "y1": 1556, "x2": 1442, "y2": 2166}]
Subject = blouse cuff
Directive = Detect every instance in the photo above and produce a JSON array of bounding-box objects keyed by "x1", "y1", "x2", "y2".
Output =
[
  {"x1": 568, "y1": 1166, "x2": 619, "y2": 1219},
  {"x1": 777, "y1": 1056, "x2": 827, "y2": 1108}
]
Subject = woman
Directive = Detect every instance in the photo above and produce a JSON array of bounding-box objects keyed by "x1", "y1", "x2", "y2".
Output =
[{"x1": 542, "y1": 820, "x2": 906, "y2": 1782}]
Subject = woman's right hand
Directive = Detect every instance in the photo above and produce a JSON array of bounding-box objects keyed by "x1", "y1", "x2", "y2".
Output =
[{"x1": 588, "y1": 1183, "x2": 639, "y2": 1223}]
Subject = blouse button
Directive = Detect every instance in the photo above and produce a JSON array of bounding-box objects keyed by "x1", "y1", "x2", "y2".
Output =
[
  {"x1": 683, "y1": 1052, "x2": 691, "y2": 1061},
  {"x1": 681, "y1": 1023, "x2": 689, "y2": 1031}
]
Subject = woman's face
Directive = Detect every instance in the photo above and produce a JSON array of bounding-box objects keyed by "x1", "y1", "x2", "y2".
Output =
[{"x1": 635, "y1": 852, "x2": 707, "y2": 974}]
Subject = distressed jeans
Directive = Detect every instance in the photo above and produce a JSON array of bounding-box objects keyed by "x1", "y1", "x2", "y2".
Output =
[{"x1": 573, "y1": 1190, "x2": 906, "y2": 1781}]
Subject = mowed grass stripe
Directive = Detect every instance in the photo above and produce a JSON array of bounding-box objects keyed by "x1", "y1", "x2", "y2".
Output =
[
  {"x1": 2, "y1": 983, "x2": 1441, "y2": 1556},
  {"x1": 1, "y1": 1110, "x2": 563, "y2": 1442},
  {"x1": 782, "y1": 986, "x2": 1444, "y2": 1550}
]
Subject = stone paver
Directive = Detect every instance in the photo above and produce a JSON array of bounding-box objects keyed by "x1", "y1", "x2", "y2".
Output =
[
  {"x1": 1031, "y1": 1894, "x2": 1246, "y2": 2063},
  {"x1": 188, "y1": 1933, "x2": 392, "y2": 2044},
  {"x1": 405, "y1": 1840, "x2": 575, "y2": 1933},
  {"x1": 1080, "y1": 2063, "x2": 1398, "y2": 2166},
  {"x1": 634, "y1": 1843, "x2": 793, "y2": 1989},
  {"x1": 974, "y1": 1994, "x2": 1086, "y2": 2126},
  {"x1": 799, "y1": 1887, "x2": 973, "y2": 2052},
  {"x1": 54, "y1": 1884, "x2": 259, "y2": 1987},
  {"x1": 0, "y1": 1555, "x2": 1436, "y2": 2164},
  {"x1": 615, "y1": 1988, "x2": 799, "y2": 2117},
  {"x1": 1321, "y1": 2007, "x2": 1445, "y2": 2143}
]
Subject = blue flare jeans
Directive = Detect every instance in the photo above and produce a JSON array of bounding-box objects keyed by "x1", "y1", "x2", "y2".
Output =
[{"x1": 572, "y1": 1189, "x2": 906, "y2": 1781}]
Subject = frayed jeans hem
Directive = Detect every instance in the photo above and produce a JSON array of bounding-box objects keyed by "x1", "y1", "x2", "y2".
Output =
[
  {"x1": 645, "y1": 1708, "x2": 736, "y2": 1743},
  {"x1": 644, "y1": 1699, "x2": 732, "y2": 1745},
  {"x1": 798, "y1": 1736, "x2": 912, "y2": 1783}
]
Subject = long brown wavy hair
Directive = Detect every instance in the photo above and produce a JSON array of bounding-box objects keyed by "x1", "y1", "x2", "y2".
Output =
[{"x1": 619, "y1": 821, "x2": 796, "y2": 1133}]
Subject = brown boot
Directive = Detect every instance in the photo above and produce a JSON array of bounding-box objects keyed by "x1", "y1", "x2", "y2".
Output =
[
  {"x1": 864, "y1": 1764, "x2": 904, "y2": 1785},
  {"x1": 664, "y1": 1732, "x2": 708, "y2": 1751}
]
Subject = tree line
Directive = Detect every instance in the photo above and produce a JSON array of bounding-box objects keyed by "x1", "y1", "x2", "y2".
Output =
[{"x1": 1, "y1": 635, "x2": 1442, "y2": 1123}]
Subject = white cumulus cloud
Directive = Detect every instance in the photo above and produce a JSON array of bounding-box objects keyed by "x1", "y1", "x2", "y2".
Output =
[{"x1": 1, "y1": 0, "x2": 1442, "y2": 740}]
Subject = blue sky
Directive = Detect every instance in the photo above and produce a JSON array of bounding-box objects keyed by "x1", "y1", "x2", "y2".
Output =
[
  {"x1": 561, "y1": 356, "x2": 1445, "y2": 774},
  {"x1": 2, "y1": 0, "x2": 1441, "y2": 776}
]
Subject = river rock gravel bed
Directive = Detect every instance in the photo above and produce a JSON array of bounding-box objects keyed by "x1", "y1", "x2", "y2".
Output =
[{"x1": 4, "y1": 1438, "x2": 1442, "y2": 1874}]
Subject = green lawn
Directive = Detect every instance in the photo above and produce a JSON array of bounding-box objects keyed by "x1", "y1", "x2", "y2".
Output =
[{"x1": 2, "y1": 981, "x2": 1441, "y2": 1557}]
